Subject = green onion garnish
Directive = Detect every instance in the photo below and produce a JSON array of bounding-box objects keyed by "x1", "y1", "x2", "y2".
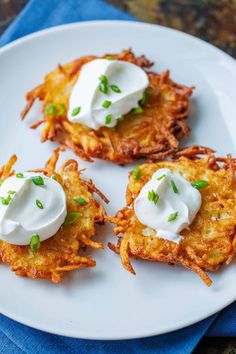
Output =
[
  {"x1": 71, "y1": 106, "x2": 81, "y2": 116},
  {"x1": 106, "y1": 56, "x2": 115, "y2": 60},
  {"x1": 133, "y1": 106, "x2": 143, "y2": 114},
  {"x1": 148, "y1": 189, "x2": 159, "y2": 205},
  {"x1": 102, "y1": 100, "x2": 112, "y2": 109},
  {"x1": 52, "y1": 175, "x2": 57, "y2": 181},
  {"x1": 170, "y1": 180, "x2": 179, "y2": 194},
  {"x1": 99, "y1": 75, "x2": 108, "y2": 94},
  {"x1": 16, "y1": 173, "x2": 24, "y2": 178},
  {"x1": 63, "y1": 212, "x2": 80, "y2": 226},
  {"x1": 44, "y1": 103, "x2": 57, "y2": 116},
  {"x1": 110, "y1": 84, "x2": 121, "y2": 93},
  {"x1": 74, "y1": 196, "x2": 87, "y2": 206},
  {"x1": 30, "y1": 234, "x2": 41, "y2": 252},
  {"x1": 105, "y1": 114, "x2": 112, "y2": 125},
  {"x1": 140, "y1": 91, "x2": 148, "y2": 106},
  {"x1": 0, "y1": 196, "x2": 11, "y2": 205},
  {"x1": 31, "y1": 176, "x2": 44, "y2": 186},
  {"x1": 157, "y1": 174, "x2": 166, "y2": 181},
  {"x1": 36, "y1": 199, "x2": 44, "y2": 209},
  {"x1": 132, "y1": 166, "x2": 142, "y2": 180},
  {"x1": 168, "y1": 211, "x2": 178, "y2": 222},
  {"x1": 8, "y1": 190, "x2": 16, "y2": 195},
  {"x1": 191, "y1": 180, "x2": 209, "y2": 190}
]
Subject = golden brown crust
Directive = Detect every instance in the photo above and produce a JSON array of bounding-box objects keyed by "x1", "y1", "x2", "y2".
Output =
[
  {"x1": 22, "y1": 49, "x2": 193, "y2": 164},
  {"x1": 108, "y1": 147, "x2": 236, "y2": 286},
  {"x1": 0, "y1": 147, "x2": 107, "y2": 283}
]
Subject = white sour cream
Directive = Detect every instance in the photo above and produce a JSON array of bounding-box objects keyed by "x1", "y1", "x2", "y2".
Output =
[
  {"x1": 0, "y1": 172, "x2": 67, "y2": 245},
  {"x1": 134, "y1": 168, "x2": 201, "y2": 243},
  {"x1": 68, "y1": 59, "x2": 149, "y2": 129}
]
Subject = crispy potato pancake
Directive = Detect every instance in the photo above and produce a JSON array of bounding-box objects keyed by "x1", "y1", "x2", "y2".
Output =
[
  {"x1": 108, "y1": 146, "x2": 236, "y2": 286},
  {"x1": 0, "y1": 148, "x2": 108, "y2": 283},
  {"x1": 22, "y1": 49, "x2": 193, "y2": 164}
]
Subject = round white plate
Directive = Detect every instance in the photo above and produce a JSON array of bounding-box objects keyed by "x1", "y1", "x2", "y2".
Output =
[{"x1": 0, "y1": 21, "x2": 236, "y2": 340}]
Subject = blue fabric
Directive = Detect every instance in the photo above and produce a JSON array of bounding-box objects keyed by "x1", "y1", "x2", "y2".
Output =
[{"x1": 0, "y1": 0, "x2": 235, "y2": 353}]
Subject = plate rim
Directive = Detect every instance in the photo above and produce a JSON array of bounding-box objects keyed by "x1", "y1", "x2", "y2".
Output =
[{"x1": 0, "y1": 20, "x2": 236, "y2": 340}]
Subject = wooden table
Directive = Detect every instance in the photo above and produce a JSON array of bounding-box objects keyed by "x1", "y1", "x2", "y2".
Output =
[{"x1": 0, "y1": 1, "x2": 236, "y2": 353}]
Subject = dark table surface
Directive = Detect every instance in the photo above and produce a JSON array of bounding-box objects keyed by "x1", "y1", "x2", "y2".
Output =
[{"x1": 0, "y1": 0, "x2": 236, "y2": 353}]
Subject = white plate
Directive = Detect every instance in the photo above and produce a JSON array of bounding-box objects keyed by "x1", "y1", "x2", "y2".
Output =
[{"x1": 0, "y1": 21, "x2": 236, "y2": 340}]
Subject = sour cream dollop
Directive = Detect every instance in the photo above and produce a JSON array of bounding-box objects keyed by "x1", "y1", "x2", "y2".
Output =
[
  {"x1": 134, "y1": 168, "x2": 201, "y2": 243},
  {"x1": 68, "y1": 58, "x2": 149, "y2": 130},
  {"x1": 0, "y1": 172, "x2": 67, "y2": 245}
]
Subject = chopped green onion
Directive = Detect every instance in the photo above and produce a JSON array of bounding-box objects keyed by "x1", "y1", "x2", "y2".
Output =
[
  {"x1": 99, "y1": 82, "x2": 108, "y2": 94},
  {"x1": 168, "y1": 211, "x2": 178, "y2": 222},
  {"x1": 170, "y1": 180, "x2": 179, "y2": 194},
  {"x1": 99, "y1": 75, "x2": 108, "y2": 85},
  {"x1": 106, "y1": 56, "x2": 115, "y2": 60},
  {"x1": 71, "y1": 106, "x2": 81, "y2": 116},
  {"x1": 110, "y1": 84, "x2": 121, "y2": 93},
  {"x1": 8, "y1": 190, "x2": 16, "y2": 195},
  {"x1": 157, "y1": 174, "x2": 166, "y2": 181},
  {"x1": 44, "y1": 103, "x2": 57, "y2": 116},
  {"x1": 102, "y1": 100, "x2": 112, "y2": 109},
  {"x1": 36, "y1": 199, "x2": 44, "y2": 209},
  {"x1": 0, "y1": 197, "x2": 7, "y2": 205},
  {"x1": 52, "y1": 175, "x2": 57, "y2": 181},
  {"x1": 63, "y1": 212, "x2": 80, "y2": 226},
  {"x1": 133, "y1": 106, "x2": 143, "y2": 114},
  {"x1": 31, "y1": 176, "x2": 44, "y2": 186},
  {"x1": 132, "y1": 166, "x2": 142, "y2": 180},
  {"x1": 140, "y1": 91, "x2": 148, "y2": 106},
  {"x1": 148, "y1": 189, "x2": 159, "y2": 205},
  {"x1": 74, "y1": 196, "x2": 87, "y2": 206},
  {"x1": 16, "y1": 173, "x2": 24, "y2": 178},
  {"x1": 105, "y1": 114, "x2": 112, "y2": 125},
  {"x1": 191, "y1": 180, "x2": 209, "y2": 190},
  {"x1": 30, "y1": 234, "x2": 41, "y2": 252}
]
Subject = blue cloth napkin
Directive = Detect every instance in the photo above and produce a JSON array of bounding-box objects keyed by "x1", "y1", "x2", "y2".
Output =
[{"x1": 0, "y1": 1, "x2": 236, "y2": 353}]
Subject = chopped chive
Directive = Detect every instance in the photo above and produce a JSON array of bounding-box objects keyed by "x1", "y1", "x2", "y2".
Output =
[
  {"x1": 99, "y1": 75, "x2": 108, "y2": 85},
  {"x1": 8, "y1": 190, "x2": 16, "y2": 195},
  {"x1": 52, "y1": 175, "x2": 57, "y2": 181},
  {"x1": 157, "y1": 174, "x2": 166, "y2": 181},
  {"x1": 170, "y1": 180, "x2": 179, "y2": 194},
  {"x1": 191, "y1": 180, "x2": 209, "y2": 190},
  {"x1": 132, "y1": 166, "x2": 142, "y2": 180},
  {"x1": 133, "y1": 106, "x2": 143, "y2": 114},
  {"x1": 102, "y1": 100, "x2": 112, "y2": 109},
  {"x1": 36, "y1": 199, "x2": 44, "y2": 209},
  {"x1": 5, "y1": 195, "x2": 11, "y2": 205},
  {"x1": 16, "y1": 173, "x2": 24, "y2": 178},
  {"x1": 31, "y1": 176, "x2": 44, "y2": 186},
  {"x1": 99, "y1": 82, "x2": 108, "y2": 94},
  {"x1": 168, "y1": 211, "x2": 178, "y2": 222},
  {"x1": 106, "y1": 56, "x2": 115, "y2": 60},
  {"x1": 0, "y1": 197, "x2": 7, "y2": 205},
  {"x1": 140, "y1": 91, "x2": 148, "y2": 106},
  {"x1": 71, "y1": 106, "x2": 81, "y2": 116},
  {"x1": 63, "y1": 212, "x2": 80, "y2": 226},
  {"x1": 110, "y1": 84, "x2": 121, "y2": 93},
  {"x1": 74, "y1": 196, "x2": 87, "y2": 206},
  {"x1": 148, "y1": 189, "x2": 159, "y2": 205},
  {"x1": 105, "y1": 114, "x2": 112, "y2": 125},
  {"x1": 44, "y1": 103, "x2": 57, "y2": 116},
  {"x1": 30, "y1": 234, "x2": 41, "y2": 252}
]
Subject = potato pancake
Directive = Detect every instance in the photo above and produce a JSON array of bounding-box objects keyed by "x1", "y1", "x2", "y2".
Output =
[
  {"x1": 108, "y1": 146, "x2": 236, "y2": 286},
  {"x1": 21, "y1": 49, "x2": 193, "y2": 164},
  {"x1": 0, "y1": 148, "x2": 107, "y2": 283}
]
